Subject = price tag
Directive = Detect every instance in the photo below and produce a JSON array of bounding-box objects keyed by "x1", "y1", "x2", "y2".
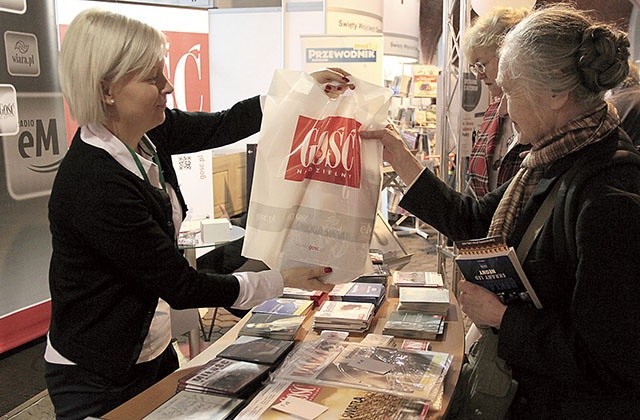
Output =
[
  {"x1": 347, "y1": 356, "x2": 394, "y2": 374},
  {"x1": 272, "y1": 396, "x2": 328, "y2": 419}
]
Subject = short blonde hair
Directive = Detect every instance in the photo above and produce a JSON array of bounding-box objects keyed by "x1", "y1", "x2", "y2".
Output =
[
  {"x1": 58, "y1": 9, "x2": 167, "y2": 126},
  {"x1": 462, "y1": 7, "x2": 530, "y2": 62}
]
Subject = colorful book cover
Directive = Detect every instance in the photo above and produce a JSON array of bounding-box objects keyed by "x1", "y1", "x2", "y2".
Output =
[
  {"x1": 235, "y1": 381, "x2": 430, "y2": 420},
  {"x1": 314, "y1": 301, "x2": 375, "y2": 322}
]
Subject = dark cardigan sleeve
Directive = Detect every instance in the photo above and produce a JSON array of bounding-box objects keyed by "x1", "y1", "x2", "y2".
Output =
[
  {"x1": 398, "y1": 167, "x2": 502, "y2": 240},
  {"x1": 148, "y1": 96, "x2": 263, "y2": 156}
]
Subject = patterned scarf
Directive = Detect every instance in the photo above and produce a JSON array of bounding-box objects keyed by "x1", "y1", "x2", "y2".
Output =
[{"x1": 487, "y1": 102, "x2": 620, "y2": 241}]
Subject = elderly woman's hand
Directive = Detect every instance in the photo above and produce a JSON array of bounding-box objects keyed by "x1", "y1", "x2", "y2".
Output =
[
  {"x1": 359, "y1": 124, "x2": 425, "y2": 185},
  {"x1": 458, "y1": 280, "x2": 508, "y2": 328},
  {"x1": 310, "y1": 67, "x2": 355, "y2": 99}
]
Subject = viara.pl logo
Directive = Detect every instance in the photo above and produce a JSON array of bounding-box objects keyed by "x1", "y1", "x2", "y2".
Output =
[
  {"x1": 285, "y1": 115, "x2": 362, "y2": 188},
  {"x1": 4, "y1": 31, "x2": 40, "y2": 76}
]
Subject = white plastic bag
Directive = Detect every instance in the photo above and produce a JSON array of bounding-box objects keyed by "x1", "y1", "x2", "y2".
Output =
[{"x1": 242, "y1": 69, "x2": 392, "y2": 284}]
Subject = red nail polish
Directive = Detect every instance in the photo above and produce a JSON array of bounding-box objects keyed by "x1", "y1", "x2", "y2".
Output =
[{"x1": 324, "y1": 267, "x2": 332, "y2": 273}]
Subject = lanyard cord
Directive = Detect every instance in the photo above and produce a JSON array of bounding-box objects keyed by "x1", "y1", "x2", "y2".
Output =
[{"x1": 124, "y1": 135, "x2": 166, "y2": 190}]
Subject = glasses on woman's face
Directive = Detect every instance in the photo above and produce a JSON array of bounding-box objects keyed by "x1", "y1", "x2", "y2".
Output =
[{"x1": 469, "y1": 61, "x2": 487, "y2": 76}]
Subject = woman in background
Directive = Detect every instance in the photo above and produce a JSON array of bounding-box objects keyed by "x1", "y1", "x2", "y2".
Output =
[
  {"x1": 463, "y1": 6, "x2": 531, "y2": 198},
  {"x1": 362, "y1": 5, "x2": 640, "y2": 418},
  {"x1": 46, "y1": 9, "x2": 351, "y2": 419}
]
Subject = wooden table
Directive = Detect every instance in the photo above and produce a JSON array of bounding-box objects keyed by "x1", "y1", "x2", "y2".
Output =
[{"x1": 104, "y1": 291, "x2": 464, "y2": 420}]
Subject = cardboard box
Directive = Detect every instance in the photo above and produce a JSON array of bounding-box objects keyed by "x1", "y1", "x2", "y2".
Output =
[{"x1": 201, "y1": 218, "x2": 230, "y2": 243}]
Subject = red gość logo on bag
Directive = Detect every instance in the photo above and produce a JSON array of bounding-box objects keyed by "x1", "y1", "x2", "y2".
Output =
[{"x1": 285, "y1": 115, "x2": 362, "y2": 188}]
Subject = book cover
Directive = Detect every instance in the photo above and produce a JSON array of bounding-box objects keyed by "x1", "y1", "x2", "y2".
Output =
[
  {"x1": 455, "y1": 236, "x2": 542, "y2": 308},
  {"x1": 235, "y1": 381, "x2": 430, "y2": 420},
  {"x1": 217, "y1": 336, "x2": 295, "y2": 366},
  {"x1": 177, "y1": 357, "x2": 270, "y2": 397},
  {"x1": 143, "y1": 390, "x2": 244, "y2": 420},
  {"x1": 392, "y1": 271, "x2": 444, "y2": 288},
  {"x1": 239, "y1": 313, "x2": 306, "y2": 341},
  {"x1": 252, "y1": 298, "x2": 314, "y2": 316},
  {"x1": 314, "y1": 301, "x2": 375, "y2": 322}
]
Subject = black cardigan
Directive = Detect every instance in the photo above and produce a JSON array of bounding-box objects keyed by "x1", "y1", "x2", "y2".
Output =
[
  {"x1": 47, "y1": 98, "x2": 262, "y2": 380},
  {"x1": 400, "y1": 131, "x2": 640, "y2": 419}
]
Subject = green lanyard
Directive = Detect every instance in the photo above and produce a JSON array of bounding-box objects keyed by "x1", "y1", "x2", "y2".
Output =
[{"x1": 124, "y1": 135, "x2": 166, "y2": 190}]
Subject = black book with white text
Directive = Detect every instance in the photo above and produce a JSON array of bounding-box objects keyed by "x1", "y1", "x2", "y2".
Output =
[{"x1": 455, "y1": 236, "x2": 542, "y2": 308}]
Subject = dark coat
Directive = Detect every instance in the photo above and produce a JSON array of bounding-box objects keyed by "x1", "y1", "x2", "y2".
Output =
[
  {"x1": 400, "y1": 130, "x2": 640, "y2": 419},
  {"x1": 48, "y1": 97, "x2": 262, "y2": 381}
]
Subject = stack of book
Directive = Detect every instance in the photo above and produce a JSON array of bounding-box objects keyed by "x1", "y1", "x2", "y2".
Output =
[
  {"x1": 217, "y1": 336, "x2": 295, "y2": 369},
  {"x1": 397, "y1": 287, "x2": 450, "y2": 315},
  {"x1": 177, "y1": 357, "x2": 270, "y2": 398},
  {"x1": 252, "y1": 297, "x2": 314, "y2": 316},
  {"x1": 392, "y1": 271, "x2": 444, "y2": 288},
  {"x1": 382, "y1": 311, "x2": 445, "y2": 340},
  {"x1": 328, "y1": 282, "x2": 386, "y2": 309},
  {"x1": 352, "y1": 249, "x2": 391, "y2": 285},
  {"x1": 312, "y1": 300, "x2": 375, "y2": 333},
  {"x1": 235, "y1": 381, "x2": 430, "y2": 419},
  {"x1": 239, "y1": 312, "x2": 306, "y2": 341},
  {"x1": 281, "y1": 287, "x2": 328, "y2": 308}
]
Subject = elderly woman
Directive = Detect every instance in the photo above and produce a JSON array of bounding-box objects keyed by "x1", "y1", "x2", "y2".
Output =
[
  {"x1": 463, "y1": 6, "x2": 531, "y2": 197},
  {"x1": 361, "y1": 4, "x2": 640, "y2": 419},
  {"x1": 45, "y1": 8, "x2": 352, "y2": 420}
]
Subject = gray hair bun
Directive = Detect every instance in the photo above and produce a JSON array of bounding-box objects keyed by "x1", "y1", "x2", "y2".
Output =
[{"x1": 577, "y1": 25, "x2": 630, "y2": 92}]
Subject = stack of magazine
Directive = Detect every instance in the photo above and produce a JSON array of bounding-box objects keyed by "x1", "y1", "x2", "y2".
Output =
[
  {"x1": 235, "y1": 380, "x2": 430, "y2": 419},
  {"x1": 271, "y1": 339, "x2": 452, "y2": 404}
]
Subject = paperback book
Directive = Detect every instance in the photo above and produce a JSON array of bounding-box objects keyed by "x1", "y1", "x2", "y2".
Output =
[
  {"x1": 313, "y1": 300, "x2": 375, "y2": 333},
  {"x1": 177, "y1": 357, "x2": 270, "y2": 398},
  {"x1": 252, "y1": 297, "x2": 314, "y2": 316},
  {"x1": 235, "y1": 381, "x2": 430, "y2": 419},
  {"x1": 397, "y1": 287, "x2": 450, "y2": 315},
  {"x1": 273, "y1": 339, "x2": 452, "y2": 402},
  {"x1": 392, "y1": 271, "x2": 444, "y2": 288},
  {"x1": 329, "y1": 282, "x2": 386, "y2": 308},
  {"x1": 455, "y1": 236, "x2": 542, "y2": 308},
  {"x1": 217, "y1": 336, "x2": 295, "y2": 367},
  {"x1": 382, "y1": 311, "x2": 445, "y2": 340},
  {"x1": 239, "y1": 313, "x2": 306, "y2": 341},
  {"x1": 143, "y1": 390, "x2": 244, "y2": 420}
]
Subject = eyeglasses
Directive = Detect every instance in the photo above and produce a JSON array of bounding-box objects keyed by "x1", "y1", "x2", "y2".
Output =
[{"x1": 469, "y1": 61, "x2": 487, "y2": 76}]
